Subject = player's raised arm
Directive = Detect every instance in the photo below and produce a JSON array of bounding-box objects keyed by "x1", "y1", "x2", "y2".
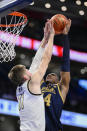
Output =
[
  {"x1": 60, "y1": 19, "x2": 71, "y2": 103},
  {"x1": 29, "y1": 21, "x2": 51, "y2": 74},
  {"x1": 29, "y1": 21, "x2": 55, "y2": 94}
]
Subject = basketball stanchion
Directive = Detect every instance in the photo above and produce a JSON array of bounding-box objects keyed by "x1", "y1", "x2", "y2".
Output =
[{"x1": 0, "y1": 12, "x2": 28, "y2": 63}]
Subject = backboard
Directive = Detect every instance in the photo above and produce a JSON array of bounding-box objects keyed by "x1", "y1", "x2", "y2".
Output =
[{"x1": 0, "y1": 0, "x2": 33, "y2": 18}]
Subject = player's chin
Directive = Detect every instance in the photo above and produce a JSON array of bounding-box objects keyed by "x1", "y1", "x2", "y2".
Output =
[
  {"x1": 46, "y1": 78, "x2": 54, "y2": 84},
  {"x1": 46, "y1": 78, "x2": 52, "y2": 82}
]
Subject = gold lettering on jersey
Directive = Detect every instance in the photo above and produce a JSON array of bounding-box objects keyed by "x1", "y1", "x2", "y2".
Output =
[{"x1": 41, "y1": 86, "x2": 56, "y2": 94}]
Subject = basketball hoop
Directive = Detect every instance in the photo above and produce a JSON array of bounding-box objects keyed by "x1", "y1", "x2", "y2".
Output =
[{"x1": 0, "y1": 11, "x2": 28, "y2": 63}]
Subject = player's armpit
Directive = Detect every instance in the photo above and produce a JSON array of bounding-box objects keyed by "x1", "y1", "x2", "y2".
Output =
[{"x1": 29, "y1": 80, "x2": 41, "y2": 95}]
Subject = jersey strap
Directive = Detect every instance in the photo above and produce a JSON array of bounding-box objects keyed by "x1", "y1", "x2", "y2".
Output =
[{"x1": 57, "y1": 83, "x2": 64, "y2": 104}]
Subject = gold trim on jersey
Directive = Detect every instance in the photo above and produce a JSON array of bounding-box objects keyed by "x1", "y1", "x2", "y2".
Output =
[
  {"x1": 41, "y1": 86, "x2": 56, "y2": 94},
  {"x1": 57, "y1": 83, "x2": 64, "y2": 104},
  {"x1": 40, "y1": 79, "x2": 44, "y2": 85}
]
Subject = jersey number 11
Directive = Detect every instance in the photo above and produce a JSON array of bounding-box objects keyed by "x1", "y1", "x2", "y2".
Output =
[{"x1": 18, "y1": 94, "x2": 24, "y2": 111}]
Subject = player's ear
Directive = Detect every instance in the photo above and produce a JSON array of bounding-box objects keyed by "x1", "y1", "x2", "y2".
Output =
[{"x1": 23, "y1": 75, "x2": 28, "y2": 80}]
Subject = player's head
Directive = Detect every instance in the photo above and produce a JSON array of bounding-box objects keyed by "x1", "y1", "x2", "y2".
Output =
[
  {"x1": 8, "y1": 64, "x2": 31, "y2": 86},
  {"x1": 46, "y1": 73, "x2": 59, "y2": 84}
]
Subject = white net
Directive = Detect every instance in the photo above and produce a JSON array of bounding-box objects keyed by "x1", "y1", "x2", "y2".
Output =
[{"x1": 0, "y1": 12, "x2": 27, "y2": 63}]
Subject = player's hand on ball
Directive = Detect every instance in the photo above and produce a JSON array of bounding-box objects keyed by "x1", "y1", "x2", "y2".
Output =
[
  {"x1": 44, "y1": 20, "x2": 55, "y2": 43},
  {"x1": 44, "y1": 20, "x2": 50, "y2": 43},
  {"x1": 49, "y1": 20, "x2": 55, "y2": 35},
  {"x1": 62, "y1": 19, "x2": 71, "y2": 35}
]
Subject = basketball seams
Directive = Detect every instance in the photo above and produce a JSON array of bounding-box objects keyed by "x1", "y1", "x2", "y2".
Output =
[{"x1": 51, "y1": 14, "x2": 67, "y2": 35}]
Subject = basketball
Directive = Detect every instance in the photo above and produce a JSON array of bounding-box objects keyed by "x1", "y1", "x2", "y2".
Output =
[{"x1": 51, "y1": 14, "x2": 68, "y2": 34}]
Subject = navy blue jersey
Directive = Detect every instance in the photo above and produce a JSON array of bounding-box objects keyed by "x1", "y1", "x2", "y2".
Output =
[{"x1": 41, "y1": 81, "x2": 64, "y2": 131}]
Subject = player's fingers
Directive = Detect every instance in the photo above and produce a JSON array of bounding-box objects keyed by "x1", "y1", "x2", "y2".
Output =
[
  {"x1": 69, "y1": 19, "x2": 71, "y2": 22},
  {"x1": 46, "y1": 20, "x2": 51, "y2": 28},
  {"x1": 47, "y1": 21, "x2": 50, "y2": 29},
  {"x1": 49, "y1": 23, "x2": 53, "y2": 32},
  {"x1": 47, "y1": 19, "x2": 50, "y2": 22},
  {"x1": 66, "y1": 19, "x2": 68, "y2": 25},
  {"x1": 50, "y1": 20, "x2": 53, "y2": 27},
  {"x1": 44, "y1": 22, "x2": 49, "y2": 31},
  {"x1": 65, "y1": 19, "x2": 71, "y2": 29},
  {"x1": 44, "y1": 27, "x2": 46, "y2": 33},
  {"x1": 66, "y1": 19, "x2": 70, "y2": 24},
  {"x1": 69, "y1": 19, "x2": 71, "y2": 26},
  {"x1": 48, "y1": 20, "x2": 53, "y2": 28},
  {"x1": 67, "y1": 19, "x2": 71, "y2": 25}
]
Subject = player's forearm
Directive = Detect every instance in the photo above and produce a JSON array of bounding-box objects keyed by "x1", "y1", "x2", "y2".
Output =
[
  {"x1": 60, "y1": 35, "x2": 70, "y2": 87},
  {"x1": 40, "y1": 37, "x2": 48, "y2": 48},
  {"x1": 29, "y1": 38, "x2": 47, "y2": 73},
  {"x1": 35, "y1": 34, "x2": 54, "y2": 82},
  {"x1": 45, "y1": 33, "x2": 54, "y2": 59},
  {"x1": 61, "y1": 35, "x2": 70, "y2": 72}
]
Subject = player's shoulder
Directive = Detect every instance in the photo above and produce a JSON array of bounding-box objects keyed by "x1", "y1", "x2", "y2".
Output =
[{"x1": 16, "y1": 81, "x2": 27, "y2": 92}]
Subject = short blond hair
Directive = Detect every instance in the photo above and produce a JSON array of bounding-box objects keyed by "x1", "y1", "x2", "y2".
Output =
[{"x1": 8, "y1": 65, "x2": 26, "y2": 86}]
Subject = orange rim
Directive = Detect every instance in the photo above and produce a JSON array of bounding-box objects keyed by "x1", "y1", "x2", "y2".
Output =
[{"x1": 0, "y1": 12, "x2": 28, "y2": 27}]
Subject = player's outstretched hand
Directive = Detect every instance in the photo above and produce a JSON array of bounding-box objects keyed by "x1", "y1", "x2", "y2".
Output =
[
  {"x1": 49, "y1": 20, "x2": 55, "y2": 35},
  {"x1": 44, "y1": 20, "x2": 55, "y2": 44},
  {"x1": 62, "y1": 19, "x2": 71, "y2": 35}
]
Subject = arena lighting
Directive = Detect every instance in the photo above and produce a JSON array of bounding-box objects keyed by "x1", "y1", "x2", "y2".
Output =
[
  {"x1": 61, "y1": 110, "x2": 87, "y2": 128},
  {"x1": 0, "y1": 99, "x2": 19, "y2": 116},
  {"x1": 59, "y1": 0, "x2": 66, "y2": 2},
  {"x1": 80, "y1": 69, "x2": 85, "y2": 74},
  {"x1": 61, "y1": 6, "x2": 67, "y2": 11},
  {"x1": 84, "y1": 67, "x2": 87, "y2": 72},
  {"x1": 0, "y1": 0, "x2": 17, "y2": 8},
  {"x1": 45, "y1": 3, "x2": 51, "y2": 9},
  {"x1": 76, "y1": 0, "x2": 81, "y2": 6},
  {"x1": 79, "y1": 10, "x2": 85, "y2": 16},
  {"x1": 84, "y1": 2, "x2": 87, "y2": 7},
  {"x1": 80, "y1": 67, "x2": 87, "y2": 74},
  {"x1": 78, "y1": 79, "x2": 87, "y2": 90},
  {"x1": 0, "y1": 98, "x2": 87, "y2": 128},
  {"x1": 0, "y1": 31, "x2": 87, "y2": 63},
  {"x1": 30, "y1": 1, "x2": 34, "y2": 5}
]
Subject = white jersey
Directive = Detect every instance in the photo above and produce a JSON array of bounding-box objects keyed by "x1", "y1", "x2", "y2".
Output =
[{"x1": 16, "y1": 81, "x2": 45, "y2": 131}]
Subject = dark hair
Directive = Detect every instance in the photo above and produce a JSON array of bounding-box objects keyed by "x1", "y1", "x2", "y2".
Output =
[{"x1": 8, "y1": 65, "x2": 26, "y2": 86}]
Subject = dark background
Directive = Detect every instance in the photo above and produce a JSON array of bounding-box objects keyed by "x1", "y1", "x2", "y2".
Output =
[{"x1": 0, "y1": 0, "x2": 87, "y2": 131}]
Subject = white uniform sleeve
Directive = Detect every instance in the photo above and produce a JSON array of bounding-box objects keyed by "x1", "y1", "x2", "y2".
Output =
[{"x1": 29, "y1": 46, "x2": 45, "y2": 74}]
